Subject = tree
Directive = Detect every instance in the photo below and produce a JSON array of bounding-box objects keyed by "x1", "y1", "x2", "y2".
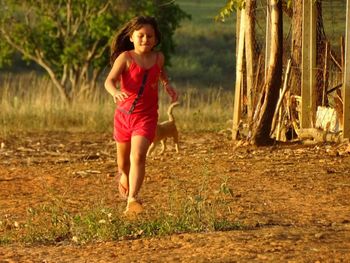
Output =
[
  {"x1": 219, "y1": 0, "x2": 283, "y2": 145},
  {"x1": 0, "y1": 0, "x2": 189, "y2": 103},
  {"x1": 251, "y1": 0, "x2": 283, "y2": 145},
  {"x1": 290, "y1": 0, "x2": 302, "y2": 96}
]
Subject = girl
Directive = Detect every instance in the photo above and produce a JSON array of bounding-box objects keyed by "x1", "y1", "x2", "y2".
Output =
[{"x1": 104, "y1": 16, "x2": 178, "y2": 216}]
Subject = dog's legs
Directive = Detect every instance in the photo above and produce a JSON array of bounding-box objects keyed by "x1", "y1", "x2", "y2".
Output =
[
  {"x1": 173, "y1": 130, "x2": 179, "y2": 153},
  {"x1": 147, "y1": 142, "x2": 156, "y2": 156},
  {"x1": 159, "y1": 139, "x2": 166, "y2": 155}
]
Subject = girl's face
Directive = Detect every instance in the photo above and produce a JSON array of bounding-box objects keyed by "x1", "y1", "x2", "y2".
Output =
[{"x1": 130, "y1": 24, "x2": 157, "y2": 54}]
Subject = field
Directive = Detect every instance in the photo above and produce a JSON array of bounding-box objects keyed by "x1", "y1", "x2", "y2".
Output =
[
  {"x1": 1, "y1": 132, "x2": 350, "y2": 261},
  {"x1": 1, "y1": 0, "x2": 350, "y2": 262}
]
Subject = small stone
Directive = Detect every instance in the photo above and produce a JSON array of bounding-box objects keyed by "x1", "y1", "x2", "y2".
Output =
[{"x1": 314, "y1": 232, "x2": 325, "y2": 239}]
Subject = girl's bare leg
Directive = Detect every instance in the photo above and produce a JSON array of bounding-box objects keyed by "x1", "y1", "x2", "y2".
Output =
[
  {"x1": 128, "y1": 135, "x2": 150, "y2": 201},
  {"x1": 116, "y1": 142, "x2": 131, "y2": 195}
]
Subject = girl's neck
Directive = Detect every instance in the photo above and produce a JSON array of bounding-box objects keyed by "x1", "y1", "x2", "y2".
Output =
[
  {"x1": 133, "y1": 50, "x2": 152, "y2": 57},
  {"x1": 130, "y1": 50, "x2": 156, "y2": 69}
]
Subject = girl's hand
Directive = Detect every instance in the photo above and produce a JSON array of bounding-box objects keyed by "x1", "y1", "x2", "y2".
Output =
[
  {"x1": 112, "y1": 90, "x2": 128, "y2": 103},
  {"x1": 165, "y1": 85, "x2": 178, "y2": 103},
  {"x1": 170, "y1": 92, "x2": 178, "y2": 103}
]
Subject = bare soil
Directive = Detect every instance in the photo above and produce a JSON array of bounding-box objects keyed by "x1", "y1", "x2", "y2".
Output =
[{"x1": 0, "y1": 131, "x2": 350, "y2": 262}]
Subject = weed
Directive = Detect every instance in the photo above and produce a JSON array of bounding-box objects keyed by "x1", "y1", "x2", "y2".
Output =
[{"x1": 0, "y1": 172, "x2": 243, "y2": 245}]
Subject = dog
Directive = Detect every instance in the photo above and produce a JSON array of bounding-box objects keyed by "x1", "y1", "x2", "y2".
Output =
[{"x1": 147, "y1": 102, "x2": 180, "y2": 156}]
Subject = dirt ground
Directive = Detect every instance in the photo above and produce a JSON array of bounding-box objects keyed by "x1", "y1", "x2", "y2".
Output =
[{"x1": 0, "y1": 131, "x2": 350, "y2": 262}]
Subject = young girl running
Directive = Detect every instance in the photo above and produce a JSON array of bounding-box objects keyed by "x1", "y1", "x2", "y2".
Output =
[{"x1": 104, "y1": 16, "x2": 178, "y2": 216}]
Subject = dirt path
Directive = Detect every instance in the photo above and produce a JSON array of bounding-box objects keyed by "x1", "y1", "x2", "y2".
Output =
[{"x1": 0, "y1": 131, "x2": 349, "y2": 262}]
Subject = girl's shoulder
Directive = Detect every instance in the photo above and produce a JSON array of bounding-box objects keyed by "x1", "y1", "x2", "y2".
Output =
[
  {"x1": 117, "y1": 51, "x2": 134, "y2": 69},
  {"x1": 119, "y1": 51, "x2": 133, "y2": 62},
  {"x1": 156, "y1": 51, "x2": 165, "y2": 68}
]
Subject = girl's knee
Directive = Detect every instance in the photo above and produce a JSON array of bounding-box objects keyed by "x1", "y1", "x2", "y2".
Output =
[{"x1": 130, "y1": 151, "x2": 147, "y2": 164}]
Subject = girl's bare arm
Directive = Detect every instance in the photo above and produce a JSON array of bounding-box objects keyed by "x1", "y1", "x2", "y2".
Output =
[
  {"x1": 104, "y1": 52, "x2": 129, "y2": 103},
  {"x1": 158, "y1": 52, "x2": 178, "y2": 102}
]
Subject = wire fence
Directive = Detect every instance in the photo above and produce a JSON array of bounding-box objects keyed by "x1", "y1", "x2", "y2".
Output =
[{"x1": 239, "y1": 0, "x2": 347, "y2": 140}]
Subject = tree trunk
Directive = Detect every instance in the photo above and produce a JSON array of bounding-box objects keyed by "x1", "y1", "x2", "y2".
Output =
[
  {"x1": 244, "y1": 0, "x2": 256, "y2": 127},
  {"x1": 251, "y1": 0, "x2": 283, "y2": 146},
  {"x1": 290, "y1": 0, "x2": 303, "y2": 96}
]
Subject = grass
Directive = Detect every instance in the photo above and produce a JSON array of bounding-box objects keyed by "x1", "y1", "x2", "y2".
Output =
[
  {"x1": 0, "y1": 73, "x2": 233, "y2": 137},
  {"x1": 0, "y1": 172, "x2": 242, "y2": 245}
]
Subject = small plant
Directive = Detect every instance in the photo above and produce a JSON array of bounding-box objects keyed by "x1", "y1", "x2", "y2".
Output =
[{"x1": 0, "y1": 172, "x2": 243, "y2": 245}]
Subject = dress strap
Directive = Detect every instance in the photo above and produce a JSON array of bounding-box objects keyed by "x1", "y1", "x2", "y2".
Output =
[{"x1": 127, "y1": 51, "x2": 134, "y2": 61}]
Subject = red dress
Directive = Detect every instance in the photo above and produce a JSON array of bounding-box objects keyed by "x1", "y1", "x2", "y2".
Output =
[{"x1": 114, "y1": 51, "x2": 160, "y2": 143}]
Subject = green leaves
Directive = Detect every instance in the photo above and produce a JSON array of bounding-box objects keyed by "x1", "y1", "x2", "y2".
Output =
[
  {"x1": 0, "y1": 41, "x2": 13, "y2": 68},
  {"x1": 216, "y1": 0, "x2": 245, "y2": 22},
  {"x1": 0, "y1": 0, "x2": 188, "y2": 102}
]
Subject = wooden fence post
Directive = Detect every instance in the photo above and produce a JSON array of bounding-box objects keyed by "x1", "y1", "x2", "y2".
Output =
[
  {"x1": 343, "y1": 0, "x2": 350, "y2": 138},
  {"x1": 232, "y1": 9, "x2": 246, "y2": 140},
  {"x1": 301, "y1": 0, "x2": 317, "y2": 129},
  {"x1": 265, "y1": 4, "x2": 270, "y2": 81}
]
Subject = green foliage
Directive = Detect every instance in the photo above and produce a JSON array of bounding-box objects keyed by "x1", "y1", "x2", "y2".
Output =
[
  {"x1": 0, "y1": 0, "x2": 188, "y2": 70},
  {"x1": 153, "y1": 1, "x2": 191, "y2": 66},
  {"x1": 0, "y1": 0, "x2": 188, "y2": 101},
  {"x1": 216, "y1": 0, "x2": 244, "y2": 22},
  {"x1": 0, "y1": 41, "x2": 13, "y2": 68}
]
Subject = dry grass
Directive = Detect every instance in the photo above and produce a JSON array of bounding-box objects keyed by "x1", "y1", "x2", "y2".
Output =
[{"x1": 0, "y1": 73, "x2": 233, "y2": 136}]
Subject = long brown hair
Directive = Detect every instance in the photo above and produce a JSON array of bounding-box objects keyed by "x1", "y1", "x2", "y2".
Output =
[{"x1": 110, "y1": 16, "x2": 161, "y2": 65}]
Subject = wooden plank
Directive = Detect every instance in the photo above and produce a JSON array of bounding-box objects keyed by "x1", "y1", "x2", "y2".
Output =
[
  {"x1": 270, "y1": 59, "x2": 292, "y2": 137},
  {"x1": 301, "y1": 0, "x2": 311, "y2": 128},
  {"x1": 310, "y1": 1, "x2": 317, "y2": 126},
  {"x1": 301, "y1": 0, "x2": 316, "y2": 129},
  {"x1": 344, "y1": 0, "x2": 350, "y2": 138},
  {"x1": 265, "y1": 5, "x2": 271, "y2": 81},
  {"x1": 232, "y1": 10, "x2": 246, "y2": 140}
]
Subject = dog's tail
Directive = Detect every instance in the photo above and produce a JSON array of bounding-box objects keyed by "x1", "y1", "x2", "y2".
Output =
[{"x1": 167, "y1": 102, "x2": 180, "y2": 121}]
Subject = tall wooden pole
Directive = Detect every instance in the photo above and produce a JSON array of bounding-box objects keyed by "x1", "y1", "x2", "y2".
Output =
[
  {"x1": 301, "y1": 0, "x2": 317, "y2": 129},
  {"x1": 310, "y1": 1, "x2": 317, "y2": 123},
  {"x1": 232, "y1": 10, "x2": 246, "y2": 140},
  {"x1": 343, "y1": 0, "x2": 350, "y2": 138},
  {"x1": 265, "y1": 4, "x2": 271, "y2": 81}
]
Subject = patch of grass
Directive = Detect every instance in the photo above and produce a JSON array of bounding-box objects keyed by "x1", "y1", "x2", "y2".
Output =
[
  {"x1": 212, "y1": 219, "x2": 242, "y2": 231},
  {"x1": 0, "y1": 175, "x2": 242, "y2": 245}
]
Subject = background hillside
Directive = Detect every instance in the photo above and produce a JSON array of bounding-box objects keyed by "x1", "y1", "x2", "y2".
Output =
[{"x1": 170, "y1": 0, "x2": 236, "y2": 89}]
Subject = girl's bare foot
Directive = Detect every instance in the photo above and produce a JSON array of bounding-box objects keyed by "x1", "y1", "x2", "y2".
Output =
[{"x1": 123, "y1": 198, "x2": 143, "y2": 216}]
